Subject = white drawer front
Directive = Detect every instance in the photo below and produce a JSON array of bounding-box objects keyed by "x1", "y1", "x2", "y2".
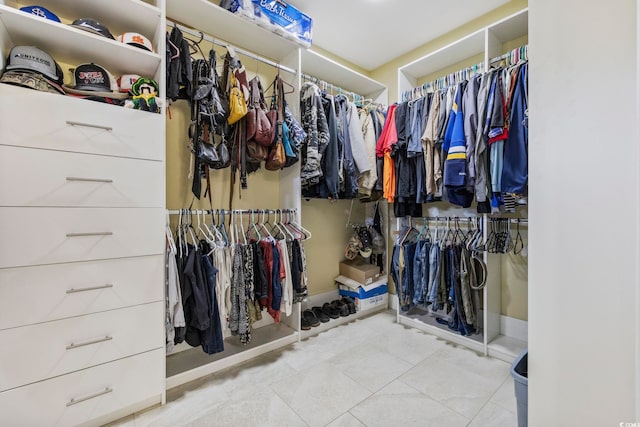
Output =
[
  {"x1": 0, "y1": 302, "x2": 164, "y2": 392},
  {"x1": 0, "y1": 146, "x2": 164, "y2": 207},
  {"x1": 0, "y1": 256, "x2": 164, "y2": 330},
  {"x1": 0, "y1": 84, "x2": 163, "y2": 161},
  {"x1": 0, "y1": 207, "x2": 164, "y2": 268},
  {"x1": 0, "y1": 349, "x2": 163, "y2": 427}
]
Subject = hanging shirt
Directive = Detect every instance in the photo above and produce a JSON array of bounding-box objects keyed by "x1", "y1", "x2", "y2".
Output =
[{"x1": 376, "y1": 104, "x2": 398, "y2": 202}]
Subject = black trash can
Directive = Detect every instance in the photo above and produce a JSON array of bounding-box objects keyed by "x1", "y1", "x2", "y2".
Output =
[{"x1": 511, "y1": 350, "x2": 528, "y2": 427}]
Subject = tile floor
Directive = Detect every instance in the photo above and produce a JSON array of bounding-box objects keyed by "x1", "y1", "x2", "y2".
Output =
[{"x1": 107, "y1": 310, "x2": 518, "y2": 427}]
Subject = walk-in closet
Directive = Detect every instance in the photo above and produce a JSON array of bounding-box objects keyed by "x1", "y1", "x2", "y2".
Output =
[{"x1": 0, "y1": 0, "x2": 637, "y2": 425}]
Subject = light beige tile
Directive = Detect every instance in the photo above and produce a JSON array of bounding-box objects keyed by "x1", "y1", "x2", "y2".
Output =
[
  {"x1": 350, "y1": 392, "x2": 468, "y2": 427},
  {"x1": 374, "y1": 379, "x2": 420, "y2": 395},
  {"x1": 271, "y1": 362, "x2": 371, "y2": 427},
  {"x1": 432, "y1": 345, "x2": 511, "y2": 387},
  {"x1": 399, "y1": 358, "x2": 502, "y2": 419},
  {"x1": 370, "y1": 325, "x2": 448, "y2": 365},
  {"x1": 490, "y1": 377, "x2": 517, "y2": 413},
  {"x1": 467, "y1": 402, "x2": 518, "y2": 427},
  {"x1": 214, "y1": 350, "x2": 298, "y2": 399},
  {"x1": 184, "y1": 389, "x2": 307, "y2": 427},
  {"x1": 103, "y1": 414, "x2": 135, "y2": 427},
  {"x1": 328, "y1": 343, "x2": 413, "y2": 392},
  {"x1": 135, "y1": 379, "x2": 230, "y2": 427},
  {"x1": 325, "y1": 413, "x2": 365, "y2": 427}
]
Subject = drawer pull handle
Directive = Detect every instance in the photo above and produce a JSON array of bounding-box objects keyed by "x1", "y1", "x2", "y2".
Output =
[
  {"x1": 66, "y1": 177, "x2": 114, "y2": 184},
  {"x1": 66, "y1": 387, "x2": 113, "y2": 407},
  {"x1": 66, "y1": 120, "x2": 113, "y2": 132},
  {"x1": 66, "y1": 232, "x2": 113, "y2": 238},
  {"x1": 66, "y1": 284, "x2": 113, "y2": 294},
  {"x1": 66, "y1": 335, "x2": 113, "y2": 350}
]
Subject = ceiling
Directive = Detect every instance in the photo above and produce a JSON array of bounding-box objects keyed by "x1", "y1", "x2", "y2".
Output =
[{"x1": 286, "y1": 0, "x2": 510, "y2": 71}]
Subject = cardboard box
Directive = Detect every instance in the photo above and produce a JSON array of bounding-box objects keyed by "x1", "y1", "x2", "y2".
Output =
[
  {"x1": 336, "y1": 276, "x2": 389, "y2": 312},
  {"x1": 356, "y1": 293, "x2": 389, "y2": 311},
  {"x1": 339, "y1": 260, "x2": 381, "y2": 285}
]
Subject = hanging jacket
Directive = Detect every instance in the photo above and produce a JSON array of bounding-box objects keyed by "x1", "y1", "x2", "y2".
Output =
[
  {"x1": 357, "y1": 107, "x2": 378, "y2": 197},
  {"x1": 474, "y1": 70, "x2": 495, "y2": 206},
  {"x1": 443, "y1": 82, "x2": 473, "y2": 207},
  {"x1": 422, "y1": 93, "x2": 442, "y2": 198},
  {"x1": 502, "y1": 63, "x2": 528, "y2": 195},
  {"x1": 335, "y1": 95, "x2": 358, "y2": 198},
  {"x1": 300, "y1": 82, "x2": 330, "y2": 188},
  {"x1": 463, "y1": 75, "x2": 481, "y2": 193}
]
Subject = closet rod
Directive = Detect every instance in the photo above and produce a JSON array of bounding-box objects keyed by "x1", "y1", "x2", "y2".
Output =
[
  {"x1": 166, "y1": 20, "x2": 297, "y2": 75},
  {"x1": 401, "y1": 60, "x2": 484, "y2": 101},
  {"x1": 167, "y1": 208, "x2": 297, "y2": 215},
  {"x1": 489, "y1": 44, "x2": 528, "y2": 65},
  {"x1": 301, "y1": 72, "x2": 363, "y2": 100},
  {"x1": 488, "y1": 218, "x2": 528, "y2": 224}
]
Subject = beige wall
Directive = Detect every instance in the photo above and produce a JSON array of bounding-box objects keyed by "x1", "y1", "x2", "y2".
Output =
[{"x1": 301, "y1": 199, "x2": 366, "y2": 296}]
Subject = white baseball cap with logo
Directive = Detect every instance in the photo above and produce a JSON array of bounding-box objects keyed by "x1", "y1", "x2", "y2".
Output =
[{"x1": 117, "y1": 33, "x2": 153, "y2": 52}]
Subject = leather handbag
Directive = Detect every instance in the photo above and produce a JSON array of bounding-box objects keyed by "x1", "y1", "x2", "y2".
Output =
[
  {"x1": 246, "y1": 76, "x2": 276, "y2": 146},
  {"x1": 265, "y1": 76, "x2": 287, "y2": 171}
]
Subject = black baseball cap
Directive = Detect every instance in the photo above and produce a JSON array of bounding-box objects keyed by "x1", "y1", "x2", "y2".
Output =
[{"x1": 70, "y1": 18, "x2": 114, "y2": 39}]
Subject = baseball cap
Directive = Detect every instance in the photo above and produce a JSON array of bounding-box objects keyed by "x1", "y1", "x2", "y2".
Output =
[
  {"x1": 0, "y1": 69, "x2": 64, "y2": 95},
  {"x1": 63, "y1": 63, "x2": 128, "y2": 99},
  {"x1": 117, "y1": 33, "x2": 153, "y2": 52},
  {"x1": 70, "y1": 18, "x2": 114, "y2": 39},
  {"x1": 4, "y1": 45, "x2": 63, "y2": 83},
  {"x1": 19, "y1": 5, "x2": 60, "y2": 22},
  {"x1": 117, "y1": 74, "x2": 140, "y2": 93}
]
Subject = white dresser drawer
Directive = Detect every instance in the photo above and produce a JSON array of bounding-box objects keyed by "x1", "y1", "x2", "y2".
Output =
[
  {"x1": 0, "y1": 255, "x2": 164, "y2": 330},
  {"x1": 0, "y1": 348, "x2": 163, "y2": 427},
  {"x1": 0, "y1": 302, "x2": 163, "y2": 392},
  {"x1": 0, "y1": 84, "x2": 163, "y2": 161},
  {"x1": 0, "y1": 207, "x2": 164, "y2": 268},
  {"x1": 0, "y1": 145, "x2": 164, "y2": 208}
]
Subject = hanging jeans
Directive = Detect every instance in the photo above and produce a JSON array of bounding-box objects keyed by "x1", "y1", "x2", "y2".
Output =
[
  {"x1": 400, "y1": 242, "x2": 416, "y2": 312},
  {"x1": 426, "y1": 242, "x2": 441, "y2": 310},
  {"x1": 412, "y1": 240, "x2": 430, "y2": 306}
]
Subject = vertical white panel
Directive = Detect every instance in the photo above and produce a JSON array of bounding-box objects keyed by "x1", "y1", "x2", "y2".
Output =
[{"x1": 530, "y1": 0, "x2": 638, "y2": 425}]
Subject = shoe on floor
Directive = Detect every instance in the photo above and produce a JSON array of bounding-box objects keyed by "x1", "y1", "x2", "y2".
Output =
[
  {"x1": 312, "y1": 306, "x2": 331, "y2": 323},
  {"x1": 341, "y1": 296, "x2": 356, "y2": 314},
  {"x1": 302, "y1": 309, "x2": 320, "y2": 327},
  {"x1": 322, "y1": 302, "x2": 340, "y2": 319},
  {"x1": 301, "y1": 316, "x2": 311, "y2": 330},
  {"x1": 331, "y1": 299, "x2": 350, "y2": 317}
]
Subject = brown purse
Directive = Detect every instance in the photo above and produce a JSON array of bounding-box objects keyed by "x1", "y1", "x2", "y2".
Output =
[
  {"x1": 246, "y1": 76, "x2": 276, "y2": 146},
  {"x1": 265, "y1": 77, "x2": 287, "y2": 171}
]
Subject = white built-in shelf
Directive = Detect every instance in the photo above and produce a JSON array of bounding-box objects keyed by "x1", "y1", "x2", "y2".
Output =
[
  {"x1": 399, "y1": 8, "x2": 528, "y2": 83},
  {"x1": 0, "y1": 5, "x2": 162, "y2": 78},
  {"x1": 301, "y1": 49, "x2": 386, "y2": 98},
  {"x1": 5, "y1": 0, "x2": 161, "y2": 40},
  {"x1": 488, "y1": 9, "x2": 528, "y2": 44},
  {"x1": 398, "y1": 309, "x2": 485, "y2": 354},
  {"x1": 400, "y1": 30, "x2": 485, "y2": 81},
  {"x1": 166, "y1": 0, "x2": 301, "y2": 62},
  {"x1": 165, "y1": 322, "x2": 299, "y2": 390},
  {"x1": 300, "y1": 304, "x2": 387, "y2": 340}
]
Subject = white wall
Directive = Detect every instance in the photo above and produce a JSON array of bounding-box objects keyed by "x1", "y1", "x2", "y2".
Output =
[{"x1": 529, "y1": 1, "x2": 638, "y2": 425}]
